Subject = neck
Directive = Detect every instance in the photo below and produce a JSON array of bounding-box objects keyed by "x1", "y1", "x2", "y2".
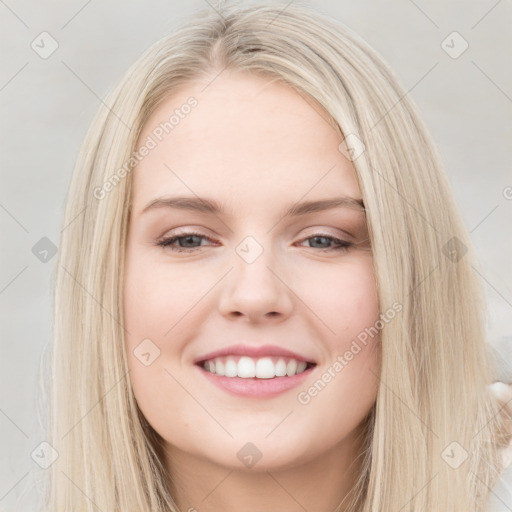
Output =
[{"x1": 163, "y1": 423, "x2": 368, "y2": 512}]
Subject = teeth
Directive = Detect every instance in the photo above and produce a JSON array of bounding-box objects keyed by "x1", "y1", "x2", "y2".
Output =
[
  {"x1": 297, "y1": 361, "x2": 307, "y2": 373},
  {"x1": 286, "y1": 359, "x2": 297, "y2": 377},
  {"x1": 238, "y1": 356, "x2": 255, "y2": 378},
  {"x1": 224, "y1": 358, "x2": 238, "y2": 377},
  {"x1": 255, "y1": 357, "x2": 274, "y2": 379},
  {"x1": 215, "y1": 359, "x2": 224, "y2": 376},
  {"x1": 275, "y1": 358, "x2": 287, "y2": 376},
  {"x1": 202, "y1": 356, "x2": 311, "y2": 379}
]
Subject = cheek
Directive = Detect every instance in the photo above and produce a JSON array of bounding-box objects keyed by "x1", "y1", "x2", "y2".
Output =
[
  {"x1": 295, "y1": 255, "x2": 379, "y2": 341},
  {"x1": 123, "y1": 252, "x2": 184, "y2": 389},
  {"x1": 122, "y1": 256, "x2": 199, "y2": 428},
  {"x1": 123, "y1": 255, "x2": 205, "y2": 344},
  {"x1": 292, "y1": 257, "x2": 380, "y2": 408}
]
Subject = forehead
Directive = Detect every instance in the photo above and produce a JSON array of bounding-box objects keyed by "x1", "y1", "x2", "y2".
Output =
[{"x1": 131, "y1": 70, "x2": 360, "y2": 212}]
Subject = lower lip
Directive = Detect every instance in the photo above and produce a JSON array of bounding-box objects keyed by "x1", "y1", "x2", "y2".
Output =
[{"x1": 196, "y1": 364, "x2": 315, "y2": 398}]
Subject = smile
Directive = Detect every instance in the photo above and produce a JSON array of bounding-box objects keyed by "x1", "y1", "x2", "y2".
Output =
[
  {"x1": 199, "y1": 355, "x2": 313, "y2": 379},
  {"x1": 195, "y1": 356, "x2": 317, "y2": 398}
]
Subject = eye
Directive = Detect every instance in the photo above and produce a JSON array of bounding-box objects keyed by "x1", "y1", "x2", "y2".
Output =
[
  {"x1": 156, "y1": 231, "x2": 217, "y2": 253},
  {"x1": 156, "y1": 231, "x2": 353, "y2": 253},
  {"x1": 296, "y1": 234, "x2": 352, "y2": 252}
]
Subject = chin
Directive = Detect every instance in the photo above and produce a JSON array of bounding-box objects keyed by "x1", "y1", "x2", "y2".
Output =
[{"x1": 195, "y1": 435, "x2": 314, "y2": 472}]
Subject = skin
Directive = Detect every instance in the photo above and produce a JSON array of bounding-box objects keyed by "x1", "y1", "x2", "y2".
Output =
[{"x1": 123, "y1": 69, "x2": 381, "y2": 512}]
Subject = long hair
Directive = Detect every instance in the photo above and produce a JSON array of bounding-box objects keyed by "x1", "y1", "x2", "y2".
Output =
[{"x1": 39, "y1": 2, "x2": 505, "y2": 510}]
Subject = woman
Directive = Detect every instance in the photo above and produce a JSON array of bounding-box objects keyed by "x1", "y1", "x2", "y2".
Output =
[{"x1": 42, "y1": 2, "x2": 511, "y2": 511}]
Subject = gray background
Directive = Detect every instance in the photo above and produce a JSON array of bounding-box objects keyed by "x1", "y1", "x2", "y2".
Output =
[{"x1": 1, "y1": 0, "x2": 511, "y2": 510}]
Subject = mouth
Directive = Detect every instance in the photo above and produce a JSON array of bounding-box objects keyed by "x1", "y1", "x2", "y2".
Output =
[
  {"x1": 196, "y1": 355, "x2": 316, "y2": 379},
  {"x1": 195, "y1": 355, "x2": 317, "y2": 398}
]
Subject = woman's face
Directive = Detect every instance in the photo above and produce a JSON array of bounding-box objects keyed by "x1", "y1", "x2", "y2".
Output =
[{"x1": 124, "y1": 70, "x2": 380, "y2": 472}]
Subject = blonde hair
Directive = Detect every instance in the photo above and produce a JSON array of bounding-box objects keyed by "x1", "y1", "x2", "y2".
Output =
[{"x1": 39, "y1": 1, "x2": 507, "y2": 510}]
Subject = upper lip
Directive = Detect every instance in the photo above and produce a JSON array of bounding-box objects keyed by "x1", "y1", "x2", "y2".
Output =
[{"x1": 194, "y1": 344, "x2": 317, "y2": 365}]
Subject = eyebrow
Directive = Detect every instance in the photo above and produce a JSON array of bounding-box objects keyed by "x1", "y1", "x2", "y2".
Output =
[{"x1": 141, "y1": 195, "x2": 365, "y2": 217}]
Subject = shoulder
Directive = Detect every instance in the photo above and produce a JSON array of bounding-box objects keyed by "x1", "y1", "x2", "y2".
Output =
[
  {"x1": 486, "y1": 383, "x2": 512, "y2": 510},
  {"x1": 488, "y1": 382, "x2": 512, "y2": 471}
]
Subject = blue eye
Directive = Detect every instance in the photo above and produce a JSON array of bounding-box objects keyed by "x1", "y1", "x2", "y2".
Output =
[
  {"x1": 156, "y1": 232, "x2": 214, "y2": 252},
  {"x1": 297, "y1": 234, "x2": 352, "y2": 252},
  {"x1": 156, "y1": 232, "x2": 352, "y2": 253}
]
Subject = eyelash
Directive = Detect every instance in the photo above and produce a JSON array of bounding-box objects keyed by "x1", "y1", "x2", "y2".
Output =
[{"x1": 156, "y1": 231, "x2": 353, "y2": 253}]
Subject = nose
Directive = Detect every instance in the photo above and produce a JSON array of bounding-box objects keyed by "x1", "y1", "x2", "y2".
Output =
[{"x1": 217, "y1": 242, "x2": 293, "y2": 323}]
